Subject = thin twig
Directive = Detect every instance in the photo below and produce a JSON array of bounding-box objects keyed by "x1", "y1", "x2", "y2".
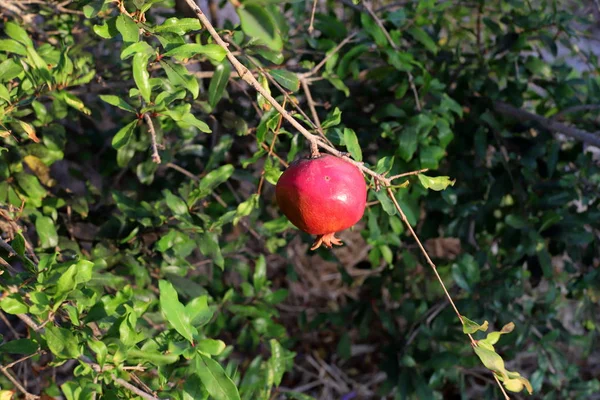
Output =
[
  {"x1": 494, "y1": 101, "x2": 600, "y2": 147},
  {"x1": 181, "y1": 0, "x2": 391, "y2": 186},
  {"x1": 300, "y1": 32, "x2": 358, "y2": 78},
  {"x1": 493, "y1": 374, "x2": 511, "y2": 400},
  {"x1": 143, "y1": 113, "x2": 161, "y2": 164},
  {"x1": 388, "y1": 168, "x2": 428, "y2": 180},
  {"x1": 0, "y1": 365, "x2": 39, "y2": 400},
  {"x1": 114, "y1": 378, "x2": 159, "y2": 400},
  {"x1": 386, "y1": 186, "x2": 511, "y2": 399},
  {"x1": 363, "y1": 2, "x2": 422, "y2": 110},
  {"x1": 301, "y1": 78, "x2": 325, "y2": 138},
  {"x1": 308, "y1": 0, "x2": 318, "y2": 35}
]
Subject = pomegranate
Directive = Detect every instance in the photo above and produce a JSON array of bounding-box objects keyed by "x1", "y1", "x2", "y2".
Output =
[{"x1": 276, "y1": 154, "x2": 367, "y2": 250}]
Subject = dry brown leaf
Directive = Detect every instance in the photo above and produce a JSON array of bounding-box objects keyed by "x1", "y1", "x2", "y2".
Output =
[{"x1": 424, "y1": 237, "x2": 461, "y2": 260}]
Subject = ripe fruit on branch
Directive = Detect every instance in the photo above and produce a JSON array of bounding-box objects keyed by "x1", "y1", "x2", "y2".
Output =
[{"x1": 275, "y1": 154, "x2": 367, "y2": 250}]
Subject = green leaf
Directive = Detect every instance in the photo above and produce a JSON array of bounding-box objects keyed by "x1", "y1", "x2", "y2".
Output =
[
  {"x1": 5, "y1": 22, "x2": 33, "y2": 47},
  {"x1": 0, "y1": 296, "x2": 28, "y2": 314},
  {"x1": 398, "y1": 127, "x2": 418, "y2": 161},
  {"x1": 185, "y1": 295, "x2": 213, "y2": 326},
  {"x1": 199, "y1": 164, "x2": 234, "y2": 192},
  {"x1": 198, "y1": 232, "x2": 224, "y2": 269},
  {"x1": 373, "y1": 188, "x2": 397, "y2": 216},
  {"x1": 163, "y1": 44, "x2": 226, "y2": 63},
  {"x1": 195, "y1": 354, "x2": 241, "y2": 400},
  {"x1": 417, "y1": 174, "x2": 455, "y2": 191},
  {"x1": 0, "y1": 39, "x2": 27, "y2": 56},
  {"x1": 481, "y1": 322, "x2": 515, "y2": 346},
  {"x1": 183, "y1": 374, "x2": 208, "y2": 400},
  {"x1": 407, "y1": 27, "x2": 437, "y2": 54},
  {"x1": 208, "y1": 62, "x2": 231, "y2": 108},
  {"x1": 133, "y1": 53, "x2": 152, "y2": 103},
  {"x1": 0, "y1": 339, "x2": 38, "y2": 355},
  {"x1": 11, "y1": 232, "x2": 26, "y2": 257},
  {"x1": 268, "y1": 339, "x2": 289, "y2": 387},
  {"x1": 0, "y1": 83, "x2": 10, "y2": 103},
  {"x1": 112, "y1": 120, "x2": 138, "y2": 149},
  {"x1": 159, "y1": 280, "x2": 197, "y2": 343},
  {"x1": 55, "y1": 260, "x2": 94, "y2": 298},
  {"x1": 343, "y1": 128, "x2": 362, "y2": 162},
  {"x1": 120, "y1": 41, "x2": 154, "y2": 60},
  {"x1": 99, "y1": 95, "x2": 137, "y2": 113},
  {"x1": 116, "y1": 15, "x2": 139, "y2": 43},
  {"x1": 127, "y1": 348, "x2": 180, "y2": 365},
  {"x1": 238, "y1": 4, "x2": 283, "y2": 52},
  {"x1": 44, "y1": 325, "x2": 81, "y2": 358},
  {"x1": 163, "y1": 189, "x2": 188, "y2": 215},
  {"x1": 155, "y1": 18, "x2": 201, "y2": 35},
  {"x1": 160, "y1": 59, "x2": 199, "y2": 99},
  {"x1": 0, "y1": 58, "x2": 23, "y2": 81},
  {"x1": 269, "y1": 69, "x2": 299, "y2": 92},
  {"x1": 321, "y1": 107, "x2": 341, "y2": 129},
  {"x1": 461, "y1": 316, "x2": 489, "y2": 334},
  {"x1": 88, "y1": 340, "x2": 108, "y2": 367},
  {"x1": 55, "y1": 91, "x2": 91, "y2": 115},
  {"x1": 197, "y1": 339, "x2": 226, "y2": 356},
  {"x1": 451, "y1": 254, "x2": 480, "y2": 292},
  {"x1": 35, "y1": 216, "x2": 58, "y2": 248},
  {"x1": 15, "y1": 172, "x2": 47, "y2": 200},
  {"x1": 253, "y1": 254, "x2": 267, "y2": 291}
]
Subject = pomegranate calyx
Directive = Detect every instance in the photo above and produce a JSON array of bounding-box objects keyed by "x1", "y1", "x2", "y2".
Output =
[{"x1": 310, "y1": 232, "x2": 343, "y2": 250}]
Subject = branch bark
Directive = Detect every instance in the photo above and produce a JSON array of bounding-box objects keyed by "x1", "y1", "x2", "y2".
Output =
[{"x1": 493, "y1": 101, "x2": 600, "y2": 147}]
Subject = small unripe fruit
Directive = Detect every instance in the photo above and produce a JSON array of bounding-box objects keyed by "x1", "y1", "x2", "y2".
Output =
[{"x1": 275, "y1": 154, "x2": 367, "y2": 250}]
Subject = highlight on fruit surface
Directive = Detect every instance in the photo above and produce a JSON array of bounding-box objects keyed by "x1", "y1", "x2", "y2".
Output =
[{"x1": 275, "y1": 154, "x2": 367, "y2": 250}]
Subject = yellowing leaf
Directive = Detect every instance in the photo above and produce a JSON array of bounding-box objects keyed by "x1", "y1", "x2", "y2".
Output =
[
  {"x1": 461, "y1": 316, "x2": 488, "y2": 334},
  {"x1": 23, "y1": 155, "x2": 54, "y2": 187},
  {"x1": 16, "y1": 120, "x2": 39, "y2": 143},
  {"x1": 0, "y1": 390, "x2": 14, "y2": 400}
]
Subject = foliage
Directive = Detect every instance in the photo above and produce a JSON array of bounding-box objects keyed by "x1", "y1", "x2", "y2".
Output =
[{"x1": 0, "y1": 0, "x2": 599, "y2": 399}]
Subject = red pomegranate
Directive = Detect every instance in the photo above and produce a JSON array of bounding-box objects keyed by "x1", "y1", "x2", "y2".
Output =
[{"x1": 275, "y1": 154, "x2": 367, "y2": 250}]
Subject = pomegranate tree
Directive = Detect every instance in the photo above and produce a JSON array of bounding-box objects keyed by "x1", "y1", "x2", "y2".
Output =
[{"x1": 275, "y1": 154, "x2": 367, "y2": 250}]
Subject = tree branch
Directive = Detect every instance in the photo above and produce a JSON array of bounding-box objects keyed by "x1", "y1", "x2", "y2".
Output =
[
  {"x1": 493, "y1": 101, "x2": 600, "y2": 147},
  {"x1": 181, "y1": 0, "x2": 393, "y2": 186}
]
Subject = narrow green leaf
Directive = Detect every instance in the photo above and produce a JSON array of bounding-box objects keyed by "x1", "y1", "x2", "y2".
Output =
[
  {"x1": 159, "y1": 280, "x2": 197, "y2": 343},
  {"x1": 195, "y1": 354, "x2": 241, "y2": 400},
  {"x1": 163, "y1": 44, "x2": 226, "y2": 63},
  {"x1": 112, "y1": 120, "x2": 138, "y2": 149},
  {"x1": 185, "y1": 295, "x2": 213, "y2": 327},
  {"x1": 208, "y1": 62, "x2": 231, "y2": 108},
  {"x1": 127, "y1": 348, "x2": 179, "y2": 365},
  {"x1": 0, "y1": 339, "x2": 38, "y2": 355},
  {"x1": 154, "y1": 18, "x2": 201, "y2": 35},
  {"x1": 35, "y1": 216, "x2": 58, "y2": 248},
  {"x1": 343, "y1": 128, "x2": 362, "y2": 162},
  {"x1": 121, "y1": 41, "x2": 154, "y2": 60},
  {"x1": 398, "y1": 127, "x2": 418, "y2": 161},
  {"x1": 196, "y1": 339, "x2": 226, "y2": 356},
  {"x1": 407, "y1": 27, "x2": 437, "y2": 54},
  {"x1": 5, "y1": 22, "x2": 33, "y2": 47},
  {"x1": 163, "y1": 189, "x2": 188, "y2": 215},
  {"x1": 99, "y1": 95, "x2": 137, "y2": 113},
  {"x1": 133, "y1": 53, "x2": 151, "y2": 102},
  {"x1": 0, "y1": 296, "x2": 28, "y2": 314},
  {"x1": 269, "y1": 69, "x2": 299, "y2": 92},
  {"x1": 237, "y1": 5, "x2": 283, "y2": 51},
  {"x1": 253, "y1": 255, "x2": 267, "y2": 291},
  {"x1": 160, "y1": 59, "x2": 199, "y2": 99},
  {"x1": 0, "y1": 39, "x2": 27, "y2": 56}
]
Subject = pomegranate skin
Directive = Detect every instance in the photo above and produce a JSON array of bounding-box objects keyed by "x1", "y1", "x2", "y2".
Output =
[{"x1": 275, "y1": 154, "x2": 367, "y2": 247}]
